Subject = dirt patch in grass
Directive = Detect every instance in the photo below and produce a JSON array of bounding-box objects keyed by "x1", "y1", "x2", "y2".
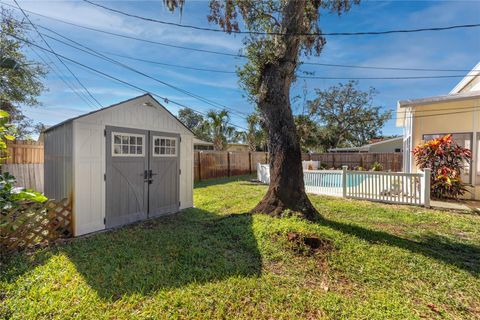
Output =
[{"x1": 287, "y1": 232, "x2": 335, "y2": 256}]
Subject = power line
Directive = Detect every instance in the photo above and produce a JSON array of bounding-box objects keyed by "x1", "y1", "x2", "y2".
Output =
[
  {"x1": 37, "y1": 27, "x2": 249, "y2": 117},
  {"x1": 73, "y1": 48, "x2": 475, "y2": 80},
  {"x1": 24, "y1": 39, "x2": 100, "y2": 110},
  {"x1": 97, "y1": 51, "x2": 236, "y2": 74},
  {"x1": 8, "y1": 30, "x2": 480, "y2": 130},
  {"x1": 0, "y1": 10, "x2": 100, "y2": 110},
  {"x1": 0, "y1": 1, "x2": 473, "y2": 73},
  {"x1": 35, "y1": 24, "x2": 476, "y2": 82},
  {"x1": 84, "y1": 0, "x2": 480, "y2": 36},
  {"x1": 7, "y1": 32, "x2": 250, "y2": 131},
  {"x1": 13, "y1": 0, "x2": 103, "y2": 109}
]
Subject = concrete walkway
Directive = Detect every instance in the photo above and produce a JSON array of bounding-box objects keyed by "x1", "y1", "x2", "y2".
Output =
[{"x1": 430, "y1": 199, "x2": 480, "y2": 213}]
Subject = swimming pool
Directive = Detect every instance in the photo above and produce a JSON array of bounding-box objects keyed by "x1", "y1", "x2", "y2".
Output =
[{"x1": 304, "y1": 171, "x2": 365, "y2": 188}]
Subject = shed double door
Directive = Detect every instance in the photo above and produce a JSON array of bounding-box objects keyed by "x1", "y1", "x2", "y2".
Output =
[{"x1": 105, "y1": 126, "x2": 180, "y2": 228}]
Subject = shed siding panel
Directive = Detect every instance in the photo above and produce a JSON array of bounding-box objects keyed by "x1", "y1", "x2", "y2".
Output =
[
  {"x1": 44, "y1": 123, "x2": 73, "y2": 200},
  {"x1": 180, "y1": 135, "x2": 194, "y2": 209},
  {"x1": 72, "y1": 95, "x2": 194, "y2": 236},
  {"x1": 73, "y1": 122, "x2": 105, "y2": 236}
]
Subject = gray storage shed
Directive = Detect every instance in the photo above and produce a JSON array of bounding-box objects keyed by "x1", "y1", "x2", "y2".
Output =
[{"x1": 44, "y1": 94, "x2": 194, "y2": 236}]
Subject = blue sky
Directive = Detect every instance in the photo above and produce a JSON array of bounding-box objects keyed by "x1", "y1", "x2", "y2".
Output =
[{"x1": 3, "y1": 0, "x2": 480, "y2": 136}]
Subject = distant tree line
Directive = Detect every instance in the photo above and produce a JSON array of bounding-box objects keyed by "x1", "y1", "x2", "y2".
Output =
[{"x1": 178, "y1": 81, "x2": 392, "y2": 152}]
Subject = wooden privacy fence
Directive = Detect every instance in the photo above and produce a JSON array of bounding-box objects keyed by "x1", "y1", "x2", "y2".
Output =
[
  {"x1": 302, "y1": 152, "x2": 403, "y2": 172},
  {"x1": 0, "y1": 198, "x2": 72, "y2": 254},
  {"x1": 0, "y1": 141, "x2": 44, "y2": 193},
  {"x1": 196, "y1": 151, "x2": 402, "y2": 181},
  {"x1": 195, "y1": 151, "x2": 268, "y2": 181},
  {"x1": 2, "y1": 140, "x2": 44, "y2": 164}
]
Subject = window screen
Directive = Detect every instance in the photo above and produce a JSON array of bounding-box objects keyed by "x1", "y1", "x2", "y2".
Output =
[
  {"x1": 153, "y1": 136, "x2": 177, "y2": 157},
  {"x1": 112, "y1": 133, "x2": 144, "y2": 156}
]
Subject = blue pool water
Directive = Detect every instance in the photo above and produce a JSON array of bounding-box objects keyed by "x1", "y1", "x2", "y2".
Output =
[{"x1": 304, "y1": 173, "x2": 365, "y2": 188}]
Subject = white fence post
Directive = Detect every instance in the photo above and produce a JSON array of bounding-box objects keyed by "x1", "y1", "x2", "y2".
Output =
[
  {"x1": 422, "y1": 168, "x2": 431, "y2": 208},
  {"x1": 342, "y1": 165, "x2": 348, "y2": 198}
]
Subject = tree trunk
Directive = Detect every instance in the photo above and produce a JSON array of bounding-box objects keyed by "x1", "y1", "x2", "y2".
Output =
[{"x1": 251, "y1": 0, "x2": 318, "y2": 220}]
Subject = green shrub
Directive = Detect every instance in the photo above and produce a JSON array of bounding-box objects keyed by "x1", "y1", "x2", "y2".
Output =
[
  {"x1": 371, "y1": 161, "x2": 383, "y2": 171},
  {"x1": 0, "y1": 111, "x2": 46, "y2": 212}
]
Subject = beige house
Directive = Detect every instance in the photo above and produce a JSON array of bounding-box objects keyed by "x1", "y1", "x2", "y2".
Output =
[
  {"x1": 193, "y1": 138, "x2": 214, "y2": 151},
  {"x1": 397, "y1": 62, "x2": 480, "y2": 199},
  {"x1": 193, "y1": 138, "x2": 250, "y2": 152},
  {"x1": 328, "y1": 137, "x2": 403, "y2": 153},
  {"x1": 226, "y1": 143, "x2": 250, "y2": 152}
]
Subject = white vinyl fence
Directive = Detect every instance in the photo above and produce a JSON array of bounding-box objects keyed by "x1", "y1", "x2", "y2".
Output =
[
  {"x1": 0, "y1": 164, "x2": 44, "y2": 193},
  {"x1": 258, "y1": 164, "x2": 431, "y2": 207}
]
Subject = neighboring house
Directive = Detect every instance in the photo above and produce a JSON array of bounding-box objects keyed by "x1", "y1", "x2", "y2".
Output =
[
  {"x1": 193, "y1": 139, "x2": 250, "y2": 152},
  {"x1": 328, "y1": 137, "x2": 403, "y2": 153},
  {"x1": 44, "y1": 94, "x2": 194, "y2": 236},
  {"x1": 226, "y1": 143, "x2": 250, "y2": 152},
  {"x1": 397, "y1": 62, "x2": 480, "y2": 199},
  {"x1": 193, "y1": 138, "x2": 214, "y2": 151}
]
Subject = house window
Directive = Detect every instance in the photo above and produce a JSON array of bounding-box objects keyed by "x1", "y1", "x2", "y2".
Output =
[
  {"x1": 153, "y1": 136, "x2": 177, "y2": 157},
  {"x1": 394, "y1": 148, "x2": 401, "y2": 153},
  {"x1": 112, "y1": 132, "x2": 144, "y2": 156},
  {"x1": 423, "y1": 133, "x2": 472, "y2": 184}
]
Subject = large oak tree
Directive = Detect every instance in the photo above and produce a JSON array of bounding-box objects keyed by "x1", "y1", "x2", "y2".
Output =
[
  {"x1": 164, "y1": 0, "x2": 359, "y2": 220},
  {"x1": 308, "y1": 80, "x2": 392, "y2": 150}
]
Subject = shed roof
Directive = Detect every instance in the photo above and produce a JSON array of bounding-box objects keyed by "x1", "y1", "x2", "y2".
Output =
[{"x1": 44, "y1": 93, "x2": 194, "y2": 135}]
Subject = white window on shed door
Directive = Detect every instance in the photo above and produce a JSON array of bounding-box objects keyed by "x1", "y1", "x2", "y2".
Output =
[
  {"x1": 112, "y1": 132, "x2": 145, "y2": 156},
  {"x1": 153, "y1": 136, "x2": 177, "y2": 157}
]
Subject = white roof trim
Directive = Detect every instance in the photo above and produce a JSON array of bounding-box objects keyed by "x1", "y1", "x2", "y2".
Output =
[
  {"x1": 45, "y1": 93, "x2": 194, "y2": 135},
  {"x1": 398, "y1": 91, "x2": 480, "y2": 108},
  {"x1": 450, "y1": 62, "x2": 480, "y2": 94}
]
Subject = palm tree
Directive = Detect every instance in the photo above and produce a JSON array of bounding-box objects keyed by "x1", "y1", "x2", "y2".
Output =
[
  {"x1": 246, "y1": 113, "x2": 267, "y2": 151},
  {"x1": 204, "y1": 110, "x2": 235, "y2": 151}
]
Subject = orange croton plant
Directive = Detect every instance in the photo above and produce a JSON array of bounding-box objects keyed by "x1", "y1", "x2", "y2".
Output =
[{"x1": 413, "y1": 134, "x2": 472, "y2": 199}]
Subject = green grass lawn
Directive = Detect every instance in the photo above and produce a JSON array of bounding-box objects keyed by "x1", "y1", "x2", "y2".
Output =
[{"x1": 1, "y1": 176, "x2": 480, "y2": 319}]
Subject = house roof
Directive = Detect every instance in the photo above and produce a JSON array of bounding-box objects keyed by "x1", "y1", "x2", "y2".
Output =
[
  {"x1": 328, "y1": 137, "x2": 402, "y2": 152},
  {"x1": 396, "y1": 91, "x2": 480, "y2": 127},
  {"x1": 398, "y1": 90, "x2": 480, "y2": 108},
  {"x1": 44, "y1": 93, "x2": 194, "y2": 135},
  {"x1": 193, "y1": 138, "x2": 213, "y2": 145},
  {"x1": 450, "y1": 61, "x2": 480, "y2": 94}
]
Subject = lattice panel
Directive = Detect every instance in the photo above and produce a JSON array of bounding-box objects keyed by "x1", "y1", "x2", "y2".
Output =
[{"x1": 0, "y1": 198, "x2": 72, "y2": 253}]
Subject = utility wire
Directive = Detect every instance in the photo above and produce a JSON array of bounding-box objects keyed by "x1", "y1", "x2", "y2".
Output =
[
  {"x1": 0, "y1": 9, "x2": 98, "y2": 109},
  {"x1": 7, "y1": 31, "x2": 480, "y2": 129},
  {"x1": 0, "y1": 1, "x2": 473, "y2": 73},
  {"x1": 84, "y1": 0, "x2": 480, "y2": 37},
  {"x1": 13, "y1": 0, "x2": 103, "y2": 109},
  {"x1": 24, "y1": 39, "x2": 100, "y2": 110},
  {"x1": 73, "y1": 48, "x2": 477, "y2": 80},
  {"x1": 38, "y1": 28, "x2": 249, "y2": 117},
  {"x1": 34, "y1": 28, "x2": 480, "y2": 118},
  {"x1": 7, "y1": 32, "x2": 249, "y2": 131},
  {"x1": 36, "y1": 26, "x2": 480, "y2": 121}
]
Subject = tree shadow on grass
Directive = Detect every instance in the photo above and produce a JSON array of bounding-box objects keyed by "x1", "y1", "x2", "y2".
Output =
[
  {"x1": 319, "y1": 218, "x2": 480, "y2": 276},
  {"x1": 1, "y1": 209, "x2": 262, "y2": 300}
]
